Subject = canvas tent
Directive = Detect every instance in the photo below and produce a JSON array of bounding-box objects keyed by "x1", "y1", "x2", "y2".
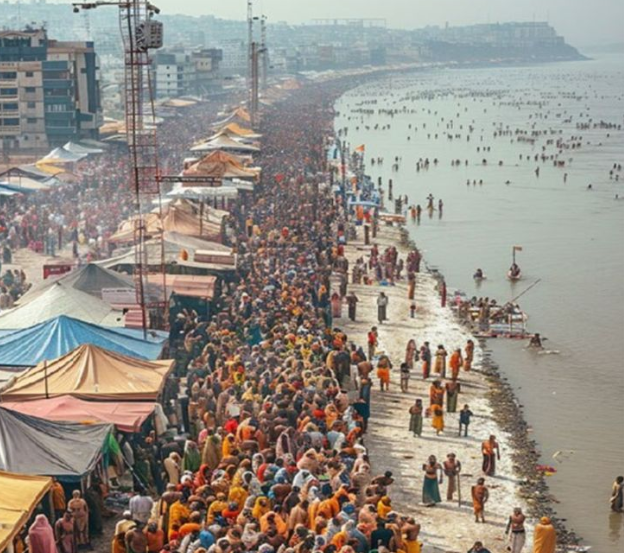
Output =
[
  {"x1": 0, "y1": 344, "x2": 174, "y2": 402},
  {"x1": 19, "y1": 263, "x2": 164, "y2": 307},
  {"x1": 211, "y1": 107, "x2": 252, "y2": 129},
  {"x1": 190, "y1": 134, "x2": 260, "y2": 154},
  {"x1": 63, "y1": 141, "x2": 104, "y2": 155},
  {"x1": 40, "y1": 147, "x2": 87, "y2": 164},
  {"x1": 182, "y1": 150, "x2": 258, "y2": 181},
  {"x1": 0, "y1": 471, "x2": 52, "y2": 552},
  {"x1": 0, "y1": 315, "x2": 167, "y2": 367},
  {"x1": 0, "y1": 281, "x2": 124, "y2": 330},
  {"x1": 0, "y1": 407, "x2": 112, "y2": 481},
  {"x1": 2, "y1": 396, "x2": 158, "y2": 433}
]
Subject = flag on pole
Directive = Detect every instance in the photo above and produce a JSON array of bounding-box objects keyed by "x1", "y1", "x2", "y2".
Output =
[
  {"x1": 513, "y1": 246, "x2": 523, "y2": 251},
  {"x1": 355, "y1": 144, "x2": 365, "y2": 153}
]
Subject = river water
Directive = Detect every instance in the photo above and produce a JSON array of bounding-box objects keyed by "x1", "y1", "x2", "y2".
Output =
[{"x1": 335, "y1": 56, "x2": 624, "y2": 552}]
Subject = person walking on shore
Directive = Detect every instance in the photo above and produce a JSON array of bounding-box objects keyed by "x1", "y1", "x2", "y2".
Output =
[
  {"x1": 449, "y1": 348, "x2": 463, "y2": 380},
  {"x1": 431, "y1": 404, "x2": 444, "y2": 435},
  {"x1": 533, "y1": 517, "x2": 557, "y2": 553},
  {"x1": 459, "y1": 405, "x2": 473, "y2": 437},
  {"x1": 434, "y1": 345, "x2": 447, "y2": 377},
  {"x1": 376, "y1": 355, "x2": 392, "y2": 392},
  {"x1": 443, "y1": 453, "x2": 461, "y2": 501},
  {"x1": 346, "y1": 292, "x2": 359, "y2": 321},
  {"x1": 445, "y1": 379, "x2": 461, "y2": 413},
  {"x1": 471, "y1": 478, "x2": 489, "y2": 523},
  {"x1": 400, "y1": 362, "x2": 411, "y2": 392},
  {"x1": 422, "y1": 455, "x2": 443, "y2": 507},
  {"x1": 409, "y1": 399, "x2": 423, "y2": 437},
  {"x1": 367, "y1": 327, "x2": 378, "y2": 361},
  {"x1": 505, "y1": 507, "x2": 527, "y2": 553},
  {"x1": 377, "y1": 291, "x2": 389, "y2": 324},
  {"x1": 464, "y1": 339, "x2": 475, "y2": 371},
  {"x1": 420, "y1": 342, "x2": 431, "y2": 379},
  {"x1": 429, "y1": 380, "x2": 445, "y2": 407},
  {"x1": 482, "y1": 435, "x2": 501, "y2": 476},
  {"x1": 405, "y1": 339, "x2": 417, "y2": 369},
  {"x1": 611, "y1": 476, "x2": 624, "y2": 512}
]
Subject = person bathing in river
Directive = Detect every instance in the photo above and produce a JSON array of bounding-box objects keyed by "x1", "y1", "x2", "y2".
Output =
[
  {"x1": 509, "y1": 263, "x2": 521, "y2": 278},
  {"x1": 611, "y1": 476, "x2": 624, "y2": 512},
  {"x1": 474, "y1": 268, "x2": 485, "y2": 280},
  {"x1": 528, "y1": 333, "x2": 543, "y2": 349}
]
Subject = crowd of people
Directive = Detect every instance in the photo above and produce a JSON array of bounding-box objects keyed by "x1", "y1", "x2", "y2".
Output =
[{"x1": 12, "y1": 78, "x2": 566, "y2": 553}]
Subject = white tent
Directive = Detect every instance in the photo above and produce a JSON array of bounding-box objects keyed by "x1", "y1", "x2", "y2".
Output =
[
  {"x1": 0, "y1": 281, "x2": 124, "y2": 330},
  {"x1": 41, "y1": 147, "x2": 87, "y2": 163},
  {"x1": 63, "y1": 142, "x2": 104, "y2": 155},
  {"x1": 190, "y1": 135, "x2": 260, "y2": 154},
  {"x1": 167, "y1": 185, "x2": 239, "y2": 200}
]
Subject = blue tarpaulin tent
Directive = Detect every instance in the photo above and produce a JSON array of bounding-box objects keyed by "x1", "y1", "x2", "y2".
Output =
[{"x1": 0, "y1": 315, "x2": 167, "y2": 367}]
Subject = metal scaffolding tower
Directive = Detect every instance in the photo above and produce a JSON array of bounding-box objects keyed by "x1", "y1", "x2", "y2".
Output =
[{"x1": 73, "y1": 1, "x2": 164, "y2": 334}]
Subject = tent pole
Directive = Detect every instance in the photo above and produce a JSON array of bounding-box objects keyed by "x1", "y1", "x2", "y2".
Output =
[{"x1": 44, "y1": 360, "x2": 49, "y2": 399}]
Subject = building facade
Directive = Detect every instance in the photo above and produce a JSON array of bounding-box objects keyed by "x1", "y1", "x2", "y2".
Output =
[
  {"x1": 0, "y1": 28, "x2": 102, "y2": 152},
  {"x1": 153, "y1": 48, "x2": 222, "y2": 98}
]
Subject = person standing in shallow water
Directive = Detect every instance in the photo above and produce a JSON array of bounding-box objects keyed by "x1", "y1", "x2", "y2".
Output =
[
  {"x1": 611, "y1": 476, "x2": 624, "y2": 512},
  {"x1": 409, "y1": 398, "x2": 423, "y2": 437}
]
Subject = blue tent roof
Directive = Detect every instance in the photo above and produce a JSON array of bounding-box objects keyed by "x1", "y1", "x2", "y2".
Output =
[{"x1": 0, "y1": 316, "x2": 167, "y2": 367}]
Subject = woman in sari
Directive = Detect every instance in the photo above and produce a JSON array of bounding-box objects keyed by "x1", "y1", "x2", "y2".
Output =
[
  {"x1": 445, "y1": 380, "x2": 461, "y2": 413},
  {"x1": 28, "y1": 515, "x2": 57, "y2": 553},
  {"x1": 422, "y1": 455, "x2": 443, "y2": 506},
  {"x1": 67, "y1": 491, "x2": 89, "y2": 547}
]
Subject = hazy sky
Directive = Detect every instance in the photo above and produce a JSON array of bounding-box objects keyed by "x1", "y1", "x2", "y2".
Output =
[{"x1": 55, "y1": 0, "x2": 623, "y2": 46}]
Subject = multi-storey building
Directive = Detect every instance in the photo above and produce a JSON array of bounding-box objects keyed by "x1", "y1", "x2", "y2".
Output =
[
  {"x1": 0, "y1": 28, "x2": 102, "y2": 152},
  {"x1": 153, "y1": 48, "x2": 222, "y2": 98}
]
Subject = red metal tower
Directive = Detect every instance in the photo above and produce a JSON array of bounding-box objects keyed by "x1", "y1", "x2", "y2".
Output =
[{"x1": 73, "y1": 1, "x2": 164, "y2": 334}]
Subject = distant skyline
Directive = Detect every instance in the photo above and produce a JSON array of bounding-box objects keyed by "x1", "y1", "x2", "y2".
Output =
[{"x1": 47, "y1": 0, "x2": 624, "y2": 46}]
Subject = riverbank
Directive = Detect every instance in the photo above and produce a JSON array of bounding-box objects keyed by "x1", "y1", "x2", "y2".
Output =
[{"x1": 335, "y1": 222, "x2": 536, "y2": 552}]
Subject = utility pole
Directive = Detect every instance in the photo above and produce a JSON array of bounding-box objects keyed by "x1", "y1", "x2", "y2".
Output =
[
  {"x1": 250, "y1": 41, "x2": 259, "y2": 127},
  {"x1": 247, "y1": 0, "x2": 253, "y2": 95},
  {"x1": 260, "y1": 15, "x2": 268, "y2": 91}
]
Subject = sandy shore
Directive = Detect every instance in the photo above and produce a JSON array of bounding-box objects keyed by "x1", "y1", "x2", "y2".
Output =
[{"x1": 337, "y1": 223, "x2": 534, "y2": 553}]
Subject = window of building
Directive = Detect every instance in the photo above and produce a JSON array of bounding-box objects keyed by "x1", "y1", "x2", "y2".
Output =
[
  {"x1": 27, "y1": 101, "x2": 36, "y2": 108},
  {"x1": 27, "y1": 118, "x2": 37, "y2": 124},
  {"x1": 25, "y1": 86, "x2": 36, "y2": 93},
  {"x1": 0, "y1": 88, "x2": 18, "y2": 96},
  {"x1": 0, "y1": 72, "x2": 17, "y2": 80},
  {"x1": 1, "y1": 103, "x2": 18, "y2": 111},
  {"x1": 25, "y1": 71, "x2": 34, "y2": 77},
  {"x1": 2, "y1": 118, "x2": 20, "y2": 126}
]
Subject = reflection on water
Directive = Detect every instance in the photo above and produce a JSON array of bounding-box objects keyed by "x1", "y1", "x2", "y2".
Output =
[{"x1": 336, "y1": 56, "x2": 624, "y2": 552}]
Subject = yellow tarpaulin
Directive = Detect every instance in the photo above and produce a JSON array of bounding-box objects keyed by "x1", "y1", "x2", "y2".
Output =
[
  {"x1": 0, "y1": 344, "x2": 174, "y2": 402},
  {"x1": 0, "y1": 471, "x2": 52, "y2": 552}
]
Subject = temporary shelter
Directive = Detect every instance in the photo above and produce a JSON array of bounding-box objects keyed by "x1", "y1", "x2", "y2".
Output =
[
  {"x1": 0, "y1": 315, "x2": 167, "y2": 367},
  {"x1": 190, "y1": 134, "x2": 260, "y2": 154},
  {"x1": 0, "y1": 281, "x2": 124, "y2": 330},
  {"x1": 0, "y1": 471, "x2": 52, "y2": 552},
  {"x1": 63, "y1": 141, "x2": 104, "y2": 155},
  {"x1": 0, "y1": 344, "x2": 174, "y2": 402},
  {"x1": 182, "y1": 150, "x2": 258, "y2": 181},
  {"x1": 2, "y1": 396, "x2": 159, "y2": 433},
  {"x1": 110, "y1": 201, "x2": 224, "y2": 244},
  {"x1": 19, "y1": 263, "x2": 164, "y2": 307},
  {"x1": 211, "y1": 107, "x2": 252, "y2": 129},
  {"x1": 40, "y1": 147, "x2": 87, "y2": 164},
  {"x1": 0, "y1": 407, "x2": 112, "y2": 481}
]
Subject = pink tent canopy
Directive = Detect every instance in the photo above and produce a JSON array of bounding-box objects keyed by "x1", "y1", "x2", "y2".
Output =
[{"x1": 1, "y1": 395, "x2": 155, "y2": 432}]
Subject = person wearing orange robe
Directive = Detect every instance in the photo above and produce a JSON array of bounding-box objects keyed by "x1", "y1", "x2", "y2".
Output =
[
  {"x1": 533, "y1": 517, "x2": 557, "y2": 553},
  {"x1": 471, "y1": 478, "x2": 489, "y2": 523},
  {"x1": 449, "y1": 348, "x2": 463, "y2": 380}
]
